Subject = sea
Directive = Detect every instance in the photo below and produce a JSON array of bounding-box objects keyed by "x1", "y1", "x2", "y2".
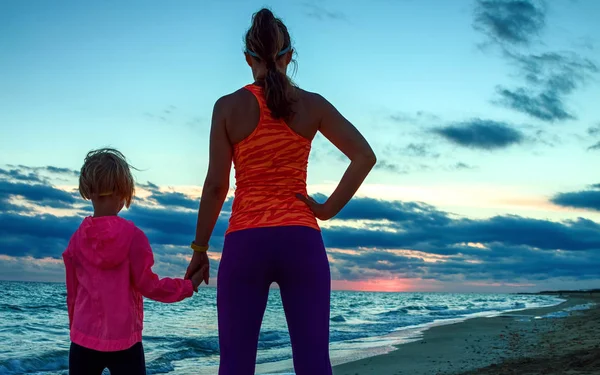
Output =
[{"x1": 0, "y1": 281, "x2": 564, "y2": 375}]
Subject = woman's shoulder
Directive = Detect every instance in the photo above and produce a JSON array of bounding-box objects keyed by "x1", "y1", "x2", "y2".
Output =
[
  {"x1": 214, "y1": 88, "x2": 255, "y2": 110},
  {"x1": 294, "y1": 87, "x2": 331, "y2": 116}
]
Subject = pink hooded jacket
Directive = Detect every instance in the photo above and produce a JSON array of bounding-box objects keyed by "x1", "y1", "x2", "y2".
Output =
[{"x1": 62, "y1": 216, "x2": 193, "y2": 352}]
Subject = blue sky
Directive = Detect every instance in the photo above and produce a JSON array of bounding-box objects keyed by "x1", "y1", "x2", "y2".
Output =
[{"x1": 1, "y1": 0, "x2": 599, "y2": 292}]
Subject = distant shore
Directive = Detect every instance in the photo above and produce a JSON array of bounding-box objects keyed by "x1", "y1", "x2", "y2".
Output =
[{"x1": 333, "y1": 291, "x2": 600, "y2": 375}]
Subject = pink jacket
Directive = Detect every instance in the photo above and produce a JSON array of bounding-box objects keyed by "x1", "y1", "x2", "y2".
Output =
[{"x1": 62, "y1": 216, "x2": 193, "y2": 352}]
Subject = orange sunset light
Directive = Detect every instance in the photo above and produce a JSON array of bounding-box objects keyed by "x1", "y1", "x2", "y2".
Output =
[{"x1": 332, "y1": 278, "x2": 431, "y2": 293}]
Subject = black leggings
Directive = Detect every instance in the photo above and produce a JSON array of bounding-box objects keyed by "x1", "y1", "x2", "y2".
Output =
[{"x1": 69, "y1": 342, "x2": 146, "y2": 375}]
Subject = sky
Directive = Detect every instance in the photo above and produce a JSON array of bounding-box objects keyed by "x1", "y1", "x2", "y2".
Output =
[{"x1": 1, "y1": 0, "x2": 599, "y2": 292}]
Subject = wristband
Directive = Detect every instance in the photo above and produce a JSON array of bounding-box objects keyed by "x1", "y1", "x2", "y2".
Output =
[{"x1": 191, "y1": 241, "x2": 209, "y2": 253}]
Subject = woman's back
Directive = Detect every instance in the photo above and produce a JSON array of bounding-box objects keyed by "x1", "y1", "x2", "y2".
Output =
[{"x1": 224, "y1": 84, "x2": 322, "y2": 234}]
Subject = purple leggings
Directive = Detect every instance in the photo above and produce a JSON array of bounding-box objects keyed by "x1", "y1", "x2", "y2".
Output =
[{"x1": 217, "y1": 226, "x2": 332, "y2": 375}]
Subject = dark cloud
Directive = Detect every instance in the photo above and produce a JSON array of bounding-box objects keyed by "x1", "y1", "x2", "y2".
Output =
[
  {"x1": 380, "y1": 144, "x2": 440, "y2": 162},
  {"x1": 588, "y1": 124, "x2": 600, "y2": 137},
  {"x1": 551, "y1": 189, "x2": 600, "y2": 212},
  {"x1": 373, "y1": 160, "x2": 407, "y2": 175},
  {"x1": 0, "y1": 212, "x2": 81, "y2": 257},
  {"x1": 322, "y1": 214, "x2": 600, "y2": 254},
  {"x1": 2, "y1": 165, "x2": 600, "y2": 285},
  {"x1": 0, "y1": 168, "x2": 45, "y2": 183},
  {"x1": 334, "y1": 197, "x2": 451, "y2": 226},
  {"x1": 302, "y1": 2, "x2": 347, "y2": 21},
  {"x1": 495, "y1": 52, "x2": 598, "y2": 122},
  {"x1": 150, "y1": 191, "x2": 198, "y2": 210},
  {"x1": 397, "y1": 143, "x2": 440, "y2": 158},
  {"x1": 44, "y1": 166, "x2": 79, "y2": 177},
  {"x1": 590, "y1": 184, "x2": 600, "y2": 190},
  {"x1": 455, "y1": 162, "x2": 475, "y2": 170},
  {"x1": 496, "y1": 87, "x2": 573, "y2": 122},
  {"x1": 433, "y1": 119, "x2": 524, "y2": 150},
  {"x1": 588, "y1": 142, "x2": 600, "y2": 151},
  {"x1": 0, "y1": 180, "x2": 78, "y2": 209},
  {"x1": 472, "y1": 0, "x2": 598, "y2": 123},
  {"x1": 330, "y1": 244, "x2": 600, "y2": 282},
  {"x1": 12, "y1": 165, "x2": 79, "y2": 177},
  {"x1": 473, "y1": 0, "x2": 546, "y2": 46},
  {"x1": 139, "y1": 181, "x2": 160, "y2": 191}
]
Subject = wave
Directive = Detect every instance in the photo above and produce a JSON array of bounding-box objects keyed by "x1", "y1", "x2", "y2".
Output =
[
  {"x1": 0, "y1": 349, "x2": 68, "y2": 375},
  {"x1": 260, "y1": 331, "x2": 284, "y2": 342},
  {"x1": 331, "y1": 315, "x2": 347, "y2": 322},
  {"x1": 425, "y1": 305, "x2": 449, "y2": 311},
  {"x1": 0, "y1": 303, "x2": 63, "y2": 314}
]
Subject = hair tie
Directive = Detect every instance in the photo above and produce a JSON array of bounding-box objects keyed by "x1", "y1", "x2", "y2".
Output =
[{"x1": 246, "y1": 45, "x2": 291, "y2": 60}]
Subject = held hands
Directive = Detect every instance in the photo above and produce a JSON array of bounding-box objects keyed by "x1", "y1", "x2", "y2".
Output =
[
  {"x1": 295, "y1": 194, "x2": 336, "y2": 221},
  {"x1": 189, "y1": 264, "x2": 209, "y2": 292},
  {"x1": 185, "y1": 251, "x2": 210, "y2": 291}
]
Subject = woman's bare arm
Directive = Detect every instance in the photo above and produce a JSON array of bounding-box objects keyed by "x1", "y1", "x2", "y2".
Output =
[
  {"x1": 298, "y1": 95, "x2": 376, "y2": 220},
  {"x1": 185, "y1": 97, "x2": 232, "y2": 283}
]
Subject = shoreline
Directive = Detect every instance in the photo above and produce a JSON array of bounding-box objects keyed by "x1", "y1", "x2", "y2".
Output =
[
  {"x1": 255, "y1": 294, "x2": 566, "y2": 375},
  {"x1": 332, "y1": 292, "x2": 600, "y2": 375}
]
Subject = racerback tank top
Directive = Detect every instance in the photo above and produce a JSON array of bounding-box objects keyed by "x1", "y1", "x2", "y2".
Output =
[{"x1": 226, "y1": 84, "x2": 320, "y2": 235}]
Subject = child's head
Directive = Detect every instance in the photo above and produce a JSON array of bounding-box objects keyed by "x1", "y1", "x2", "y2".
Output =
[{"x1": 79, "y1": 148, "x2": 135, "y2": 215}]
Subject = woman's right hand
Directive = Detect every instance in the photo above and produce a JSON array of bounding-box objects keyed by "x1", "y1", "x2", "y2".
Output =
[{"x1": 296, "y1": 194, "x2": 336, "y2": 221}]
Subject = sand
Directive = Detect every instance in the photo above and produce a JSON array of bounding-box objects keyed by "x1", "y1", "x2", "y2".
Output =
[{"x1": 333, "y1": 293, "x2": 600, "y2": 375}]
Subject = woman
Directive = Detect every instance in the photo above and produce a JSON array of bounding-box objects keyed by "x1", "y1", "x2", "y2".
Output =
[{"x1": 185, "y1": 8, "x2": 376, "y2": 375}]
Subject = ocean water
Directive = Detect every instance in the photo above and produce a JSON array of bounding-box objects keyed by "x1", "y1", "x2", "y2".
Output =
[{"x1": 0, "y1": 281, "x2": 563, "y2": 375}]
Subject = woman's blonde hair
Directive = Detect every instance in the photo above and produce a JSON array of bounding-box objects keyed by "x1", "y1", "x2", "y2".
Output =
[{"x1": 78, "y1": 148, "x2": 135, "y2": 208}]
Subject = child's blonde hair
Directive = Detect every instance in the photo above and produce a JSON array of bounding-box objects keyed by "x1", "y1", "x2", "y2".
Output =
[{"x1": 79, "y1": 148, "x2": 135, "y2": 208}]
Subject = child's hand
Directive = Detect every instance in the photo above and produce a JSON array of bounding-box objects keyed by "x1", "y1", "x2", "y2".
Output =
[
  {"x1": 190, "y1": 265, "x2": 209, "y2": 292},
  {"x1": 185, "y1": 251, "x2": 210, "y2": 285}
]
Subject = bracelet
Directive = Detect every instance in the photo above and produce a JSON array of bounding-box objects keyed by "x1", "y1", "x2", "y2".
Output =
[{"x1": 190, "y1": 241, "x2": 209, "y2": 253}]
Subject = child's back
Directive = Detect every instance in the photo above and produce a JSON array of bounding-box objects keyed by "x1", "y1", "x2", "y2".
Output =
[{"x1": 64, "y1": 215, "x2": 192, "y2": 351}]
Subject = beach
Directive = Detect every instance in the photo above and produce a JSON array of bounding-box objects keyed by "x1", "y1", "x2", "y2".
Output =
[{"x1": 333, "y1": 292, "x2": 600, "y2": 375}]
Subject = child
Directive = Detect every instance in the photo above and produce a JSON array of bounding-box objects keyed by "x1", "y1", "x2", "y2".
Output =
[{"x1": 62, "y1": 148, "x2": 206, "y2": 375}]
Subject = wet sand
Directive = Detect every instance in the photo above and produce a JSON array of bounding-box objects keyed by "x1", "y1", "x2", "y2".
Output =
[{"x1": 333, "y1": 293, "x2": 600, "y2": 375}]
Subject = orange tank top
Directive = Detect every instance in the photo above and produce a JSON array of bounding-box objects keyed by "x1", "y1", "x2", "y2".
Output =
[{"x1": 226, "y1": 84, "x2": 320, "y2": 235}]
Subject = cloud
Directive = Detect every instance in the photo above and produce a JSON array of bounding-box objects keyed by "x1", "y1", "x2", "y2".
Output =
[
  {"x1": 44, "y1": 166, "x2": 79, "y2": 177},
  {"x1": 13, "y1": 165, "x2": 79, "y2": 177},
  {"x1": 373, "y1": 144, "x2": 441, "y2": 175},
  {"x1": 2, "y1": 164, "x2": 600, "y2": 288},
  {"x1": 551, "y1": 189, "x2": 600, "y2": 212},
  {"x1": 473, "y1": 0, "x2": 546, "y2": 46},
  {"x1": 455, "y1": 162, "x2": 475, "y2": 170},
  {"x1": 373, "y1": 160, "x2": 407, "y2": 175},
  {"x1": 389, "y1": 111, "x2": 441, "y2": 124},
  {"x1": 0, "y1": 212, "x2": 81, "y2": 257},
  {"x1": 0, "y1": 180, "x2": 78, "y2": 209},
  {"x1": 495, "y1": 52, "x2": 598, "y2": 122},
  {"x1": 150, "y1": 190, "x2": 198, "y2": 210},
  {"x1": 588, "y1": 141, "x2": 600, "y2": 151},
  {"x1": 329, "y1": 244, "x2": 600, "y2": 282},
  {"x1": 433, "y1": 119, "x2": 524, "y2": 150},
  {"x1": 495, "y1": 87, "x2": 573, "y2": 121},
  {"x1": 472, "y1": 0, "x2": 598, "y2": 123},
  {"x1": 591, "y1": 184, "x2": 600, "y2": 190},
  {"x1": 302, "y1": 2, "x2": 347, "y2": 22},
  {"x1": 322, "y1": 214, "x2": 600, "y2": 254},
  {"x1": 0, "y1": 168, "x2": 45, "y2": 183},
  {"x1": 335, "y1": 197, "x2": 451, "y2": 225},
  {"x1": 588, "y1": 124, "x2": 600, "y2": 137},
  {"x1": 0, "y1": 255, "x2": 65, "y2": 282}
]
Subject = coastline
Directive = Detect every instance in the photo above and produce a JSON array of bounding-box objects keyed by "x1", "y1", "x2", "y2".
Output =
[{"x1": 332, "y1": 292, "x2": 600, "y2": 375}]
